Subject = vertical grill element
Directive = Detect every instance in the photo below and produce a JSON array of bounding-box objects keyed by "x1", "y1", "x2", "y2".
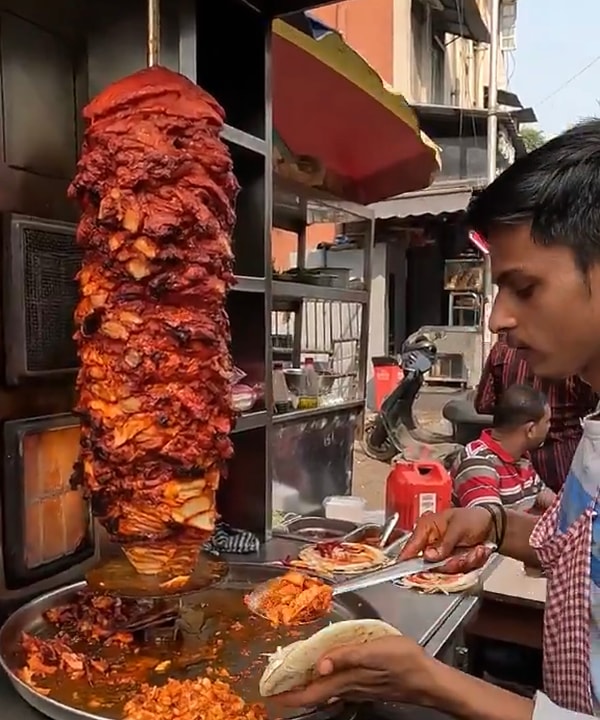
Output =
[
  {"x1": 4, "y1": 215, "x2": 80, "y2": 385},
  {"x1": 3, "y1": 414, "x2": 94, "y2": 589}
]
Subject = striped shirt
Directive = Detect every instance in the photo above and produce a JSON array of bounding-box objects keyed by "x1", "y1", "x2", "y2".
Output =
[
  {"x1": 452, "y1": 429, "x2": 545, "y2": 509},
  {"x1": 475, "y1": 340, "x2": 597, "y2": 492}
]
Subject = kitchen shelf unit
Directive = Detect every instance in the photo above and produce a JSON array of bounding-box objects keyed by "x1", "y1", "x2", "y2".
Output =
[{"x1": 190, "y1": 0, "x2": 375, "y2": 531}]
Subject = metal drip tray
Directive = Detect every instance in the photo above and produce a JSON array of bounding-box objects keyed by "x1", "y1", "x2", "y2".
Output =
[{"x1": 0, "y1": 564, "x2": 379, "y2": 720}]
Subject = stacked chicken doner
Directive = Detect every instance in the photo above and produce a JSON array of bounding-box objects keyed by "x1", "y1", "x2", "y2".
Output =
[{"x1": 69, "y1": 66, "x2": 239, "y2": 577}]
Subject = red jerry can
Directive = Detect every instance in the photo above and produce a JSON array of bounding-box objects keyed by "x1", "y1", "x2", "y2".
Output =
[{"x1": 385, "y1": 460, "x2": 452, "y2": 531}]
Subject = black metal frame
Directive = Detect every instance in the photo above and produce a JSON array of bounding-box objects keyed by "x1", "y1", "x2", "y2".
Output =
[
  {"x1": 228, "y1": 0, "x2": 343, "y2": 16},
  {"x1": 180, "y1": 0, "x2": 375, "y2": 535}
]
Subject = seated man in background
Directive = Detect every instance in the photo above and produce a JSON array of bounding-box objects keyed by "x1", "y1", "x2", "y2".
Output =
[
  {"x1": 475, "y1": 335, "x2": 596, "y2": 491},
  {"x1": 453, "y1": 383, "x2": 555, "y2": 511}
]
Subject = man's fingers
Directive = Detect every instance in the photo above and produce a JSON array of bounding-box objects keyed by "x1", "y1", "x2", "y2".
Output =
[
  {"x1": 435, "y1": 544, "x2": 491, "y2": 574},
  {"x1": 274, "y1": 670, "x2": 359, "y2": 708},
  {"x1": 316, "y1": 643, "x2": 364, "y2": 675},
  {"x1": 423, "y1": 520, "x2": 464, "y2": 561},
  {"x1": 399, "y1": 515, "x2": 440, "y2": 560}
]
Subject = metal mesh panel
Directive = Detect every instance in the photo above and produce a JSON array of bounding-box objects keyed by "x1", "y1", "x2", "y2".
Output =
[{"x1": 21, "y1": 225, "x2": 81, "y2": 373}]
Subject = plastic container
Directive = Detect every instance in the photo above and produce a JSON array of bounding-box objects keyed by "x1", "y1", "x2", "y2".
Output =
[
  {"x1": 362, "y1": 509, "x2": 386, "y2": 526},
  {"x1": 273, "y1": 362, "x2": 292, "y2": 414},
  {"x1": 298, "y1": 357, "x2": 320, "y2": 410},
  {"x1": 231, "y1": 384, "x2": 257, "y2": 412},
  {"x1": 385, "y1": 460, "x2": 452, "y2": 531},
  {"x1": 372, "y1": 356, "x2": 403, "y2": 411},
  {"x1": 323, "y1": 495, "x2": 366, "y2": 523}
]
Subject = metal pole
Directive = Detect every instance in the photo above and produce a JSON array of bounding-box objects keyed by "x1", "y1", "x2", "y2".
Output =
[
  {"x1": 147, "y1": 0, "x2": 161, "y2": 66},
  {"x1": 482, "y1": 0, "x2": 501, "y2": 367}
]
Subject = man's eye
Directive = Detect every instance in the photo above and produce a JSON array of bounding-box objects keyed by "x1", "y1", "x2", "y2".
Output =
[{"x1": 515, "y1": 285, "x2": 535, "y2": 300}]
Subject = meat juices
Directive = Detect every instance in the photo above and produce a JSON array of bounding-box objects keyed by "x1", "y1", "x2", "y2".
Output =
[{"x1": 69, "y1": 66, "x2": 239, "y2": 576}]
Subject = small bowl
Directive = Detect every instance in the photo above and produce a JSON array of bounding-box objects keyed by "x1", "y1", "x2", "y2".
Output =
[{"x1": 283, "y1": 368, "x2": 337, "y2": 396}]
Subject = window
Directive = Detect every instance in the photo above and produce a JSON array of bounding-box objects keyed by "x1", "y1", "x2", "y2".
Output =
[
  {"x1": 412, "y1": 0, "x2": 446, "y2": 104},
  {"x1": 411, "y1": 0, "x2": 427, "y2": 100},
  {"x1": 431, "y1": 28, "x2": 446, "y2": 104}
]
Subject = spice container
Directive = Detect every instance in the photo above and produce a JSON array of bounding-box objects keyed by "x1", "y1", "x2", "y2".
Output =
[{"x1": 323, "y1": 495, "x2": 366, "y2": 523}]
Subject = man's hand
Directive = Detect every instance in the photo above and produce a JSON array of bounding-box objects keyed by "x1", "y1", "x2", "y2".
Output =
[
  {"x1": 399, "y1": 507, "x2": 494, "y2": 574},
  {"x1": 273, "y1": 636, "x2": 435, "y2": 708},
  {"x1": 273, "y1": 636, "x2": 536, "y2": 720},
  {"x1": 533, "y1": 488, "x2": 556, "y2": 512}
]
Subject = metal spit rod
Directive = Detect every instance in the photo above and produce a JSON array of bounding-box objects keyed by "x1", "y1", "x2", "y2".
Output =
[{"x1": 147, "y1": 0, "x2": 160, "y2": 66}]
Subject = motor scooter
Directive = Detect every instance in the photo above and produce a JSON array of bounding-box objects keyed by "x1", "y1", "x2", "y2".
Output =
[{"x1": 362, "y1": 336, "x2": 493, "y2": 464}]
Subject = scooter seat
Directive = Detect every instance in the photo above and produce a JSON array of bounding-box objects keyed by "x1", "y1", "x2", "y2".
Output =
[{"x1": 443, "y1": 399, "x2": 493, "y2": 427}]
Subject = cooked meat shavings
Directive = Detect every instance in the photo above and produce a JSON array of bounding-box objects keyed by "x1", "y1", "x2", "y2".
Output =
[
  {"x1": 18, "y1": 633, "x2": 108, "y2": 687},
  {"x1": 245, "y1": 571, "x2": 333, "y2": 627},
  {"x1": 44, "y1": 591, "x2": 141, "y2": 645},
  {"x1": 123, "y1": 677, "x2": 266, "y2": 720}
]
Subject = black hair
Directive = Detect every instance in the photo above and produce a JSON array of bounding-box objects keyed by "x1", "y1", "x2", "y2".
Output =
[
  {"x1": 467, "y1": 119, "x2": 600, "y2": 272},
  {"x1": 493, "y1": 383, "x2": 547, "y2": 430}
]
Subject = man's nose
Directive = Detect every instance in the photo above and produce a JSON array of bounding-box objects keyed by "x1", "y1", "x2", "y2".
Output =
[{"x1": 488, "y1": 293, "x2": 517, "y2": 334}]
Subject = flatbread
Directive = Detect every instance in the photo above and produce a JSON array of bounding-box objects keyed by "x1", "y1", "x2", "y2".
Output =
[
  {"x1": 399, "y1": 569, "x2": 481, "y2": 594},
  {"x1": 259, "y1": 618, "x2": 401, "y2": 697},
  {"x1": 298, "y1": 542, "x2": 389, "y2": 575}
]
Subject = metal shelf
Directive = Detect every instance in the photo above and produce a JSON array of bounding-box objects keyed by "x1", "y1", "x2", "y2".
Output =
[
  {"x1": 272, "y1": 280, "x2": 368, "y2": 304},
  {"x1": 232, "y1": 410, "x2": 268, "y2": 433},
  {"x1": 272, "y1": 400, "x2": 365, "y2": 425},
  {"x1": 221, "y1": 124, "x2": 267, "y2": 156},
  {"x1": 232, "y1": 275, "x2": 265, "y2": 293},
  {"x1": 231, "y1": 277, "x2": 368, "y2": 303}
]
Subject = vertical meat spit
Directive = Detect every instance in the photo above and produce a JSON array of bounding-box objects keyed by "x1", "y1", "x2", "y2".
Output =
[
  {"x1": 70, "y1": 0, "x2": 239, "y2": 590},
  {"x1": 147, "y1": 0, "x2": 160, "y2": 67}
]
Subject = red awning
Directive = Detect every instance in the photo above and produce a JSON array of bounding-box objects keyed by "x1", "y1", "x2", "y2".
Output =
[{"x1": 272, "y1": 20, "x2": 440, "y2": 205}]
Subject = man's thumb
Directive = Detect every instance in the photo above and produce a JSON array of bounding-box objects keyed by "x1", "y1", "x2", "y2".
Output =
[
  {"x1": 424, "y1": 525, "x2": 462, "y2": 561},
  {"x1": 316, "y1": 643, "x2": 363, "y2": 677}
]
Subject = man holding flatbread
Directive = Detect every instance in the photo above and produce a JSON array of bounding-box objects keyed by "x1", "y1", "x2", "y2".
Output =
[{"x1": 275, "y1": 121, "x2": 600, "y2": 720}]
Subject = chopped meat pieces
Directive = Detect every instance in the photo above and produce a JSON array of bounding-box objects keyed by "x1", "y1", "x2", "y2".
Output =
[
  {"x1": 18, "y1": 633, "x2": 108, "y2": 686},
  {"x1": 42, "y1": 591, "x2": 169, "y2": 645},
  {"x1": 123, "y1": 677, "x2": 266, "y2": 720},
  {"x1": 245, "y1": 571, "x2": 333, "y2": 626},
  {"x1": 68, "y1": 66, "x2": 239, "y2": 575}
]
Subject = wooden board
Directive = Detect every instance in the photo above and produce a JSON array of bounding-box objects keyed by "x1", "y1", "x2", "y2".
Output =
[{"x1": 482, "y1": 557, "x2": 546, "y2": 608}]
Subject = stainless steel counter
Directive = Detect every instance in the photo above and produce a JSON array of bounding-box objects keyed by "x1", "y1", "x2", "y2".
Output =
[{"x1": 0, "y1": 537, "x2": 481, "y2": 718}]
